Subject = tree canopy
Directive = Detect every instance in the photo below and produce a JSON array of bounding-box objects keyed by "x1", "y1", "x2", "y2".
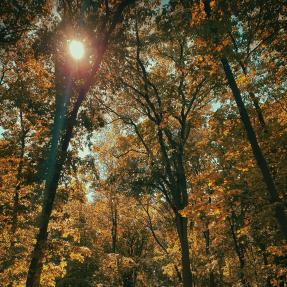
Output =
[{"x1": 0, "y1": 1, "x2": 287, "y2": 286}]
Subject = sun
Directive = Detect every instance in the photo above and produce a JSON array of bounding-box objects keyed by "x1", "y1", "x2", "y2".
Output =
[{"x1": 69, "y1": 40, "x2": 85, "y2": 60}]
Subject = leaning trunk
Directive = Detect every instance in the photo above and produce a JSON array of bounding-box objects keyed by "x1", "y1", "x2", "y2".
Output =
[
  {"x1": 237, "y1": 59, "x2": 267, "y2": 132},
  {"x1": 248, "y1": 91, "x2": 267, "y2": 132},
  {"x1": 221, "y1": 57, "x2": 287, "y2": 241},
  {"x1": 26, "y1": 59, "x2": 71, "y2": 286},
  {"x1": 26, "y1": 156, "x2": 65, "y2": 286},
  {"x1": 25, "y1": 2, "x2": 135, "y2": 286}
]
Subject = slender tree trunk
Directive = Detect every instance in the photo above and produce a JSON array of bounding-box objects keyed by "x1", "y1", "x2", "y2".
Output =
[
  {"x1": 203, "y1": 223, "x2": 215, "y2": 287},
  {"x1": 26, "y1": 60, "x2": 71, "y2": 286},
  {"x1": 142, "y1": 200, "x2": 183, "y2": 284},
  {"x1": 228, "y1": 217, "x2": 250, "y2": 287},
  {"x1": 7, "y1": 110, "x2": 26, "y2": 287},
  {"x1": 26, "y1": 161, "x2": 63, "y2": 286},
  {"x1": 11, "y1": 110, "x2": 26, "y2": 244},
  {"x1": 176, "y1": 213, "x2": 193, "y2": 287},
  {"x1": 248, "y1": 91, "x2": 267, "y2": 132},
  {"x1": 221, "y1": 57, "x2": 287, "y2": 240},
  {"x1": 111, "y1": 194, "x2": 117, "y2": 253},
  {"x1": 217, "y1": 251, "x2": 225, "y2": 286},
  {"x1": 237, "y1": 60, "x2": 267, "y2": 132},
  {"x1": 176, "y1": 154, "x2": 193, "y2": 287},
  {"x1": 157, "y1": 127, "x2": 193, "y2": 286}
]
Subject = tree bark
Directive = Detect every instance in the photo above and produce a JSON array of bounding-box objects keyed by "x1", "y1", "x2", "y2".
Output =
[{"x1": 221, "y1": 57, "x2": 287, "y2": 241}]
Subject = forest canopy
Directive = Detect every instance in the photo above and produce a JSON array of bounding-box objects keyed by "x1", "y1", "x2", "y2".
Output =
[{"x1": 0, "y1": 0, "x2": 287, "y2": 286}]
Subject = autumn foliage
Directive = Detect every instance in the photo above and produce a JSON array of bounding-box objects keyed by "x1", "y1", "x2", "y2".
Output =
[{"x1": 0, "y1": 0, "x2": 287, "y2": 286}]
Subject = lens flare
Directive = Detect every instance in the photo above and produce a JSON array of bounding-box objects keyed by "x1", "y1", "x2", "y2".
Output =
[{"x1": 69, "y1": 40, "x2": 84, "y2": 60}]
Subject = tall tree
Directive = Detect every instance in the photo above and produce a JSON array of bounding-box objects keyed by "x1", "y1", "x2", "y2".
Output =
[
  {"x1": 26, "y1": 1, "x2": 135, "y2": 286},
  {"x1": 91, "y1": 6, "x2": 218, "y2": 284}
]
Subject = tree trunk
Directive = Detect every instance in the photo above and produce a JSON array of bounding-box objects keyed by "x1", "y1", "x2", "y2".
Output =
[
  {"x1": 176, "y1": 153, "x2": 193, "y2": 286},
  {"x1": 176, "y1": 213, "x2": 193, "y2": 287},
  {"x1": 228, "y1": 217, "x2": 250, "y2": 287},
  {"x1": 26, "y1": 60, "x2": 71, "y2": 286},
  {"x1": 111, "y1": 194, "x2": 117, "y2": 253},
  {"x1": 203, "y1": 223, "x2": 215, "y2": 287},
  {"x1": 7, "y1": 110, "x2": 26, "y2": 287},
  {"x1": 26, "y1": 156, "x2": 65, "y2": 286},
  {"x1": 221, "y1": 57, "x2": 287, "y2": 241},
  {"x1": 248, "y1": 91, "x2": 267, "y2": 132},
  {"x1": 237, "y1": 58, "x2": 267, "y2": 132},
  {"x1": 11, "y1": 110, "x2": 26, "y2": 245}
]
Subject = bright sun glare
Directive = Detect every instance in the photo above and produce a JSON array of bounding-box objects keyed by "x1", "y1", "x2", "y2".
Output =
[{"x1": 69, "y1": 40, "x2": 85, "y2": 60}]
